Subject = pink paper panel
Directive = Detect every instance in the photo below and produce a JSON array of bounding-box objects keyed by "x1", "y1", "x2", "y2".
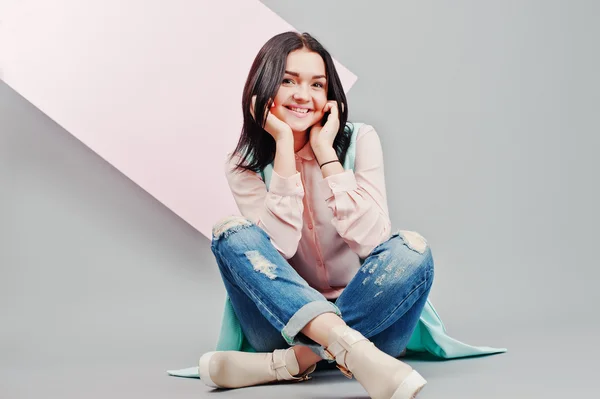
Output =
[{"x1": 0, "y1": 0, "x2": 357, "y2": 237}]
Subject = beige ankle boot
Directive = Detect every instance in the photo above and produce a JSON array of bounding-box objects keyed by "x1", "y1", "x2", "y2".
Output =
[
  {"x1": 326, "y1": 326, "x2": 426, "y2": 399},
  {"x1": 198, "y1": 348, "x2": 316, "y2": 389}
]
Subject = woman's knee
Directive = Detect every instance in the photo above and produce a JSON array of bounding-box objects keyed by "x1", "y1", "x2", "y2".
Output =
[
  {"x1": 212, "y1": 215, "x2": 255, "y2": 241},
  {"x1": 396, "y1": 230, "x2": 430, "y2": 257},
  {"x1": 211, "y1": 216, "x2": 259, "y2": 265},
  {"x1": 387, "y1": 232, "x2": 435, "y2": 280}
]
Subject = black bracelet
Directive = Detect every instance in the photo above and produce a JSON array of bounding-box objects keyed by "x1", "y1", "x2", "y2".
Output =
[{"x1": 319, "y1": 159, "x2": 341, "y2": 169}]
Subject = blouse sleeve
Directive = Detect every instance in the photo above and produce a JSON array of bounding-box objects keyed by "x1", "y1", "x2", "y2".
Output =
[
  {"x1": 225, "y1": 154, "x2": 304, "y2": 259},
  {"x1": 317, "y1": 125, "x2": 392, "y2": 258}
]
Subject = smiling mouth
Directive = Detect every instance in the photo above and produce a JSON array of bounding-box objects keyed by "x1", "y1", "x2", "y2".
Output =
[{"x1": 285, "y1": 106, "x2": 312, "y2": 118}]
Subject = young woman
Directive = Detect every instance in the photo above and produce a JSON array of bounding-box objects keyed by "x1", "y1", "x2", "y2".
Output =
[{"x1": 200, "y1": 31, "x2": 434, "y2": 399}]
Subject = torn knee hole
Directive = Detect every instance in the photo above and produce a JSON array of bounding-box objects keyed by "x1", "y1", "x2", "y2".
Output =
[
  {"x1": 397, "y1": 230, "x2": 428, "y2": 254},
  {"x1": 212, "y1": 215, "x2": 253, "y2": 239}
]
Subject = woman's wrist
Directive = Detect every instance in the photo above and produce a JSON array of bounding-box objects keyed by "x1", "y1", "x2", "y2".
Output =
[
  {"x1": 313, "y1": 146, "x2": 337, "y2": 165},
  {"x1": 274, "y1": 128, "x2": 294, "y2": 143}
]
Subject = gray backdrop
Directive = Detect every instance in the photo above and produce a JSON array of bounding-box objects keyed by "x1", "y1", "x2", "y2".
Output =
[{"x1": 2, "y1": 0, "x2": 598, "y2": 397}]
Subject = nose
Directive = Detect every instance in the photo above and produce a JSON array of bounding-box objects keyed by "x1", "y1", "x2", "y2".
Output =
[{"x1": 292, "y1": 84, "x2": 310, "y2": 102}]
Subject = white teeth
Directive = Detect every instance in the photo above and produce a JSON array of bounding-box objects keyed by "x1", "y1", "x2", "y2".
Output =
[{"x1": 289, "y1": 107, "x2": 309, "y2": 113}]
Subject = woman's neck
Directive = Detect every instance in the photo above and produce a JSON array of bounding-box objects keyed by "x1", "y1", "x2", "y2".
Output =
[{"x1": 293, "y1": 130, "x2": 310, "y2": 153}]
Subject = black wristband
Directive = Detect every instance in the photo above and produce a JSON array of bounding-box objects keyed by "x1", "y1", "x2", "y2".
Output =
[{"x1": 319, "y1": 159, "x2": 341, "y2": 169}]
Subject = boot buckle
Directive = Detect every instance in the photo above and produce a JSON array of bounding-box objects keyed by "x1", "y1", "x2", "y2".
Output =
[
  {"x1": 297, "y1": 374, "x2": 312, "y2": 382},
  {"x1": 336, "y1": 364, "x2": 353, "y2": 379},
  {"x1": 325, "y1": 348, "x2": 353, "y2": 379}
]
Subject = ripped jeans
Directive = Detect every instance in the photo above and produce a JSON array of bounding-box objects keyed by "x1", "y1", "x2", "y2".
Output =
[{"x1": 211, "y1": 216, "x2": 434, "y2": 361}]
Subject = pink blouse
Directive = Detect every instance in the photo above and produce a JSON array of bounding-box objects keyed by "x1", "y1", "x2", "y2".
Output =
[{"x1": 225, "y1": 124, "x2": 392, "y2": 299}]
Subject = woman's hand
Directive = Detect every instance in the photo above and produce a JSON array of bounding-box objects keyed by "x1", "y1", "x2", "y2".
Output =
[
  {"x1": 309, "y1": 101, "x2": 343, "y2": 153},
  {"x1": 251, "y1": 96, "x2": 293, "y2": 141}
]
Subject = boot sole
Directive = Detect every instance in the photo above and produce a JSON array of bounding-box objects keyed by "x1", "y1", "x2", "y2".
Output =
[
  {"x1": 198, "y1": 351, "x2": 220, "y2": 388},
  {"x1": 391, "y1": 370, "x2": 427, "y2": 399}
]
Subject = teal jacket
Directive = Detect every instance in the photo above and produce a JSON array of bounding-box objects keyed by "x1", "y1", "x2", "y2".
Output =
[{"x1": 167, "y1": 122, "x2": 506, "y2": 378}]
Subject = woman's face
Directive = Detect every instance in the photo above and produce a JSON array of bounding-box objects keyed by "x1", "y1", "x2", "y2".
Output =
[{"x1": 270, "y1": 48, "x2": 328, "y2": 135}]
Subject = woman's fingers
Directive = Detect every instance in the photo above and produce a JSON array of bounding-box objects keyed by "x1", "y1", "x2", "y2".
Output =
[{"x1": 329, "y1": 101, "x2": 338, "y2": 117}]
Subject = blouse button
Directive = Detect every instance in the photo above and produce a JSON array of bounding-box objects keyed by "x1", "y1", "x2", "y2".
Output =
[
  {"x1": 308, "y1": 223, "x2": 313, "y2": 229},
  {"x1": 331, "y1": 182, "x2": 337, "y2": 188}
]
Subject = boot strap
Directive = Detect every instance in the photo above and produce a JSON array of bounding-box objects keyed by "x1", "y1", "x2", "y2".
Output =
[
  {"x1": 324, "y1": 329, "x2": 368, "y2": 379},
  {"x1": 271, "y1": 349, "x2": 315, "y2": 382}
]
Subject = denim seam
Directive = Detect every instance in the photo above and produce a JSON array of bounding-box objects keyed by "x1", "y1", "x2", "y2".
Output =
[{"x1": 363, "y1": 271, "x2": 432, "y2": 337}]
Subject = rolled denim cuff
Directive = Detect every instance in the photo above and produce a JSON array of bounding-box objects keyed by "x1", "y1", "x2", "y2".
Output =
[{"x1": 281, "y1": 300, "x2": 341, "y2": 347}]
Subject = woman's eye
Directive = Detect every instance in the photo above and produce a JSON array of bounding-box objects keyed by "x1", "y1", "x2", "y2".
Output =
[
  {"x1": 282, "y1": 78, "x2": 294, "y2": 85},
  {"x1": 313, "y1": 82, "x2": 324, "y2": 88}
]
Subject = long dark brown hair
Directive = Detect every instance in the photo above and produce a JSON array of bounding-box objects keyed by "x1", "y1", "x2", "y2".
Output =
[{"x1": 230, "y1": 31, "x2": 352, "y2": 173}]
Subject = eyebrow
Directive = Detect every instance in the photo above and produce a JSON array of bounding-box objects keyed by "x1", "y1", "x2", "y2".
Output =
[{"x1": 285, "y1": 70, "x2": 326, "y2": 80}]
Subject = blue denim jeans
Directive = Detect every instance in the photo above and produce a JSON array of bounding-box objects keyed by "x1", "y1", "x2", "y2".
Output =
[{"x1": 211, "y1": 216, "x2": 434, "y2": 361}]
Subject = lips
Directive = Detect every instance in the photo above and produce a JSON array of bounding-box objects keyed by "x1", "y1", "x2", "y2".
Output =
[{"x1": 285, "y1": 105, "x2": 312, "y2": 118}]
